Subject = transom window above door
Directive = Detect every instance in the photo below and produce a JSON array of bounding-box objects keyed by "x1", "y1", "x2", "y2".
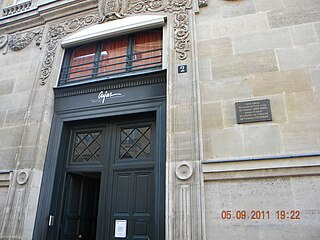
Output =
[{"x1": 59, "y1": 29, "x2": 162, "y2": 85}]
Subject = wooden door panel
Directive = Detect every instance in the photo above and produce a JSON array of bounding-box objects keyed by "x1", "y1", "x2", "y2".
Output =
[
  {"x1": 134, "y1": 173, "x2": 152, "y2": 214},
  {"x1": 113, "y1": 173, "x2": 131, "y2": 215},
  {"x1": 111, "y1": 170, "x2": 154, "y2": 239},
  {"x1": 50, "y1": 114, "x2": 163, "y2": 240}
]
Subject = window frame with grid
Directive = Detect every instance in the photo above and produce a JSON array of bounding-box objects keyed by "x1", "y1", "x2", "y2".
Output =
[{"x1": 59, "y1": 28, "x2": 163, "y2": 86}]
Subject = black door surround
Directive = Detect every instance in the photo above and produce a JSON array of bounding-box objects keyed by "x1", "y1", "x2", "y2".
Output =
[{"x1": 33, "y1": 70, "x2": 166, "y2": 240}]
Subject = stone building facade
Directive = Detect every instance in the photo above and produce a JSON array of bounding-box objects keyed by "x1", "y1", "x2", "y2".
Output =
[{"x1": 0, "y1": 0, "x2": 319, "y2": 239}]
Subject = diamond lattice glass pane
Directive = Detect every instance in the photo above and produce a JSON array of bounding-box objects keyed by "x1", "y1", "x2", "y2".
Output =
[
  {"x1": 120, "y1": 126, "x2": 151, "y2": 159},
  {"x1": 73, "y1": 132, "x2": 102, "y2": 163}
]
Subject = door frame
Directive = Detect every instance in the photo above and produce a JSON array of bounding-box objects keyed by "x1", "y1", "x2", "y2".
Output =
[{"x1": 33, "y1": 71, "x2": 166, "y2": 239}]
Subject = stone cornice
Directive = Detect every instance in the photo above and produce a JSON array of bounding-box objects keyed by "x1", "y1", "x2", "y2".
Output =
[
  {"x1": 0, "y1": 0, "x2": 97, "y2": 34},
  {"x1": 38, "y1": 0, "x2": 98, "y2": 22},
  {"x1": 2, "y1": 0, "x2": 32, "y2": 17},
  {"x1": 0, "y1": 8, "x2": 43, "y2": 34}
]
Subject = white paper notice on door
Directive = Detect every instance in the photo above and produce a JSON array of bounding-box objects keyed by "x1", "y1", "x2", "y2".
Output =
[{"x1": 115, "y1": 220, "x2": 127, "y2": 238}]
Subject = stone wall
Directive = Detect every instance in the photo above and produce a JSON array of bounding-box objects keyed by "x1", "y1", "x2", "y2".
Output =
[
  {"x1": 196, "y1": 0, "x2": 320, "y2": 239},
  {"x1": 0, "y1": 28, "x2": 53, "y2": 238},
  {"x1": 0, "y1": 0, "x2": 319, "y2": 239}
]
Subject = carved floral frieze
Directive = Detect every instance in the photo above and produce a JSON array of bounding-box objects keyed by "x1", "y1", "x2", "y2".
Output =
[{"x1": 128, "y1": 0, "x2": 168, "y2": 14}]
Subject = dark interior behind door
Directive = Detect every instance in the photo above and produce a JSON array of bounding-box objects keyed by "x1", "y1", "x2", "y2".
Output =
[{"x1": 60, "y1": 173, "x2": 100, "y2": 240}]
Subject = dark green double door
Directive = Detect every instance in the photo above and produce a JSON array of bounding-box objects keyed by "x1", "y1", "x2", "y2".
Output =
[{"x1": 52, "y1": 113, "x2": 164, "y2": 240}]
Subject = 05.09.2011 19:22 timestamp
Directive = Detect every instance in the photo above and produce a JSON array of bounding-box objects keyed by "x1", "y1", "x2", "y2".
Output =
[{"x1": 220, "y1": 210, "x2": 301, "y2": 220}]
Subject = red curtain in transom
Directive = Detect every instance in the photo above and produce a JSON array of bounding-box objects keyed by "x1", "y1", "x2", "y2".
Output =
[
  {"x1": 133, "y1": 31, "x2": 162, "y2": 70},
  {"x1": 69, "y1": 42, "x2": 97, "y2": 81},
  {"x1": 99, "y1": 36, "x2": 128, "y2": 76},
  {"x1": 64, "y1": 29, "x2": 162, "y2": 83}
]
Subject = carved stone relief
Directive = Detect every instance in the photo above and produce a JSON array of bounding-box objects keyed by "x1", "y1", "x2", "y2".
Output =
[
  {"x1": 128, "y1": 0, "x2": 168, "y2": 13},
  {"x1": 128, "y1": 0, "x2": 192, "y2": 60},
  {"x1": 170, "y1": 0, "x2": 192, "y2": 60},
  {"x1": 176, "y1": 184, "x2": 192, "y2": 239},
  {"x1": 176, "y1": 161, "x2": 193, "y2": 180},
  {"x1": 16, "y1": 170, "x2": 29, "y2": 185},
  {"x1": 2, "y1": 0, "x2": 32, "y2": 17},
  {"x1": 97, "y1": 0, "x2": 129, "y2": 22},
  {"x1": 0, "y1": 27, "x2": 43, "y2": 54},
  {"x1": 198, "y1": 0, "x2": 207, "y2": 8},
  {"x1": 38, "y1": 0, "x2": 193, "y2": 85},
  {"x1": 8, "y1": 28, "x2": 44, "y2": 51},
  {"x1": 39, "y1": 14, "x2": 100, "y2": 85},
  {"x1": 0, "y1": 35, "x2": 8, "y2": 49}
]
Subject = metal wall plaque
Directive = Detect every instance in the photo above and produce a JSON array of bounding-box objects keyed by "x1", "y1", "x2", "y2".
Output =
[
  {"x1": 235, "y1": 99, "x2": 272, "y2": 124},
  {"x1": 178, "y1": 65, "x2": 187, "y2": 73}
]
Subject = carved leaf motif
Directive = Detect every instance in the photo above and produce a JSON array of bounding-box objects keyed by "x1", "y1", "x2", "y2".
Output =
[
  {"x1": 128, "y1": 0, "x2": 166, "y2": 13},
  {"x1": 7, "y1": 28, "x2": 44, "y2": 51}
]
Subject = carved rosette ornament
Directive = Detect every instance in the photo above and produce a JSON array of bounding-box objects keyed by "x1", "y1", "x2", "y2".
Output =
[
  {"x1": 40, "y1": 14, "x2": 100, "y2": 85},
  {"x1": 17, "y1": 170, "x2": 29, "y2": 185},
  {"x1": 175, "y1": 161, "x2": 193, "y2": 180}
]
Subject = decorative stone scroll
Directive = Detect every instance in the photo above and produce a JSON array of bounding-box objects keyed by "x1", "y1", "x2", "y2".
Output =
[
  {"x1": 128, "y1": 0, "x2": 192, "y2": 60},
  {"x1": 170, "y1": 0, "x2": 192, "y2": 60},
  {"x1": 8, "y1": 27, "x2": 44, "y2": 51},
  {"x1": 39, "y1": 14, "x2": 100, "y2": 85},
  {"x1": 0, "y1": 35, "x2": 8, "y2": 49},
  {"x1": 0, "y1": 27, "x2": 43, "y2": 53},
  {"x1": 128, "y1": 0, "x2": 167, "y2": 13}
]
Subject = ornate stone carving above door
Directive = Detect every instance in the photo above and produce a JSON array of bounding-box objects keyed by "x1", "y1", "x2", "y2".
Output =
[
  {"x1": 97, "y1": 0, "x2": 129, "y2": 22},
  {"x1": 0, "y1": 27, "x2": 43, "y2": 53},
  {"x1": 8, "y1": 27, "x2": 44, "y2": 51},
  {"x1": 38, "y1": 0, "x2": 194, "y2": 85}
]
